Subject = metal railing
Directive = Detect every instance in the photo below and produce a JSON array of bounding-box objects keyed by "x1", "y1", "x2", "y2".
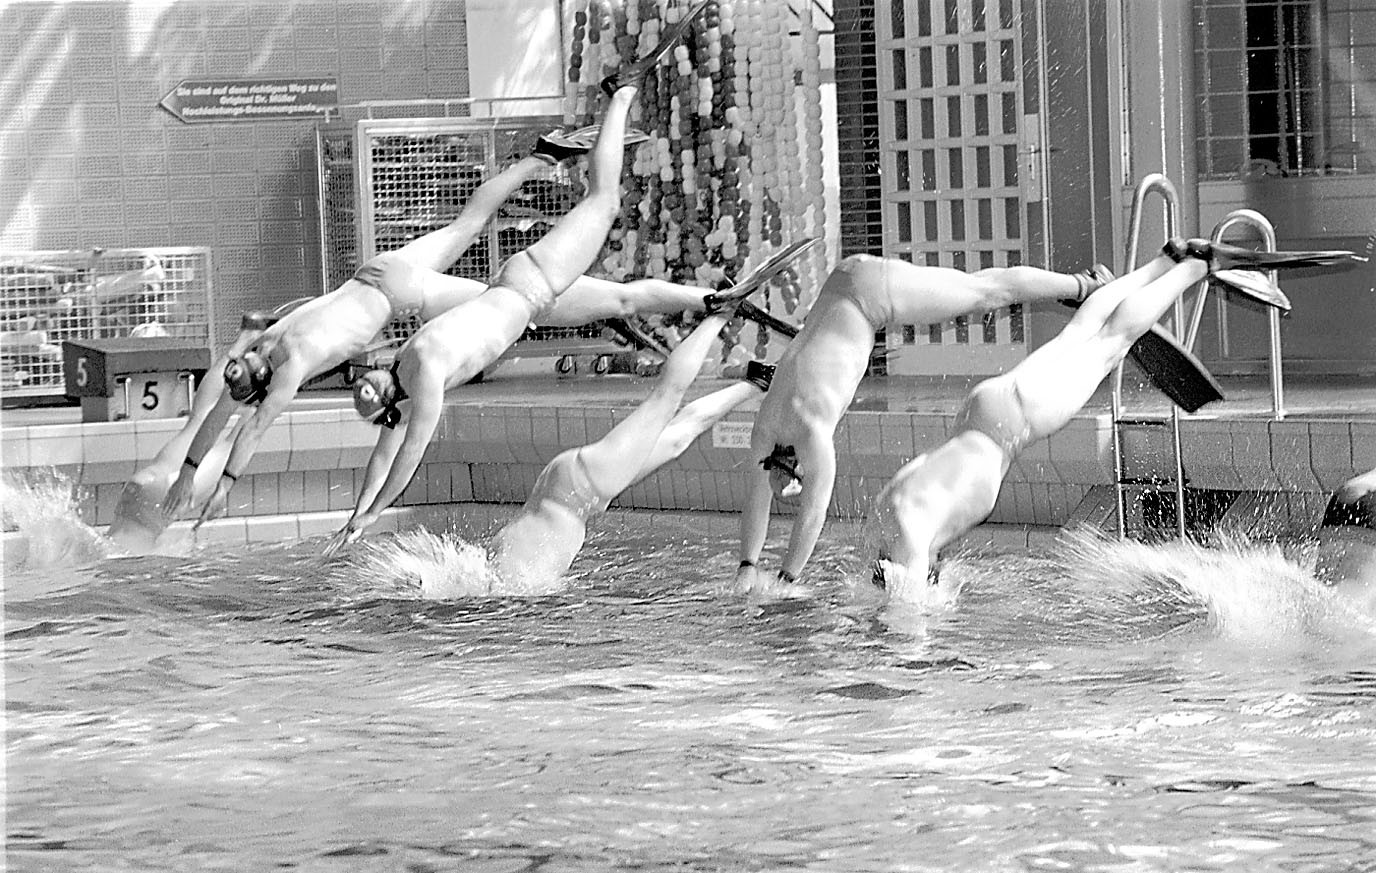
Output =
[
  {"x1": 1113, "y1": 174, "x2": 1188, "y2": 540},
  {"x1": 1111, "y1": 176, "x2": 1291, "y2": 541},
  {"x1": 1186, "y1": 209, "x2": 1286, "y2": 419}
]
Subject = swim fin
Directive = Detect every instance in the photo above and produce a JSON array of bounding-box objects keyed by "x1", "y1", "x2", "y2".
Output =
[
  {"x1": 1128, "y1": 324, "x2": 1225, "y2": 413},
  {"x1": 1167, "y1": 238, "x2": 1366, "y2": 272},
  {"x1": 704, "y1": 238, "x2": 822, "y2": 313},
  {"x1": 601, "y1": 0, "x2": 711, "y2": 96},
  {"x1": 733, "y1": 300, "x2": 800, "y2": 338},
  {"x1": 1063, "y1": 268, "x2": 1224, "y2": 412},
  {"x1": 1209, "y1": 269, "x2": 1293, "y2": 312}
]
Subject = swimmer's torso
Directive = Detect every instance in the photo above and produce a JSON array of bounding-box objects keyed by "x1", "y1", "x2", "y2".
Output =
[
  {"x1": 252, "y1": 282, "x2": 392, "y2": 377},
  {"x1": 487, "y1": 449, "x2": 606, "y2": 585},
  {"x1": 871, "y1": 431, "x2": 1008, "y2": 560},
  {"x1": 403, "y1": 286, "x2": 545, "y2": 391},
  {"x1": 757, "y1": 289, "x2": 874, "y2": 440}
]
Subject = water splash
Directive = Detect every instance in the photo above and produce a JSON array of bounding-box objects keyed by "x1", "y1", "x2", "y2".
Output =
[
  {"x1": 1053, "y1": 528, "x2": 1376, "y2": 644},
  {"x1": 341, "y1": 528, "x2": 565, "y2": 600},
  {"x1": 1, "y1": 473, "x2": 111, "y2": 572}
]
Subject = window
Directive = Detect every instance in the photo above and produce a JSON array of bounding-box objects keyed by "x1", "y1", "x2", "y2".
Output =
[{"x1": 1195, "y1": 0, "x2": 1376, "y2": 179}]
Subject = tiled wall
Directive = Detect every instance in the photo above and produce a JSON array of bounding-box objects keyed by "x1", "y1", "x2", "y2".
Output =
[
  {"x1": 5, "y1": 399, "x2": 1374, "y2": 540},
  {"x1": 2, "y1": 0, "x2": 470, "y2": 348}
]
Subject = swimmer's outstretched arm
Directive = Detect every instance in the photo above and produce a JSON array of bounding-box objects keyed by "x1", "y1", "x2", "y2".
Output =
[
  {"x1": 163, "y1": 387, "x2": 241, "y2": 519},
  {"x1": 193, "y1": 356, "x2": 312, "y2": 525},
  {"x1": 345, "y1": 362, "x2": 448, "y2": 537},
  {"x1": 321, "y1": 419, "x2": 409, "y2": 556},
  {"x1": 146, "y1": 327, "x2": 259, "y2": 471},
  {"x1": 781, "y1": 431, "x2": 837, "y2": 581},
  {"x1": 736, "y1": 467, "x2": 774, "y2": 583}
]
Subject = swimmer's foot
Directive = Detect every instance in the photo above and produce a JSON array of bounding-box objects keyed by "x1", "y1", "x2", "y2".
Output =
[
  {"x1": 733, "y1": 300, "x2": 800, "y2": 339},
  {"x1": 604, "y1": 316, "x2": 672, "y2": 358},
  {"x1": 533, "y1": 125, "x2": 651, "y2": 164},
  {"x1": 600, "y1": 0, "x2": 710, "y2": 96},
  {"x1": 703, "y1": 237, "x2": 822, "y2": 314},
  {"x1": 1066, "y1": 263, "x2": 1115, "y2": 305},
  {"x1": 742, "y1": 360, "x2": 775, "y2": 391}
]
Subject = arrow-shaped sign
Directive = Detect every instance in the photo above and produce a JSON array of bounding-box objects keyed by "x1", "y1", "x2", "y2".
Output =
[{"x1": 159, "y1": 77, "x2": 338, "y2": 123}]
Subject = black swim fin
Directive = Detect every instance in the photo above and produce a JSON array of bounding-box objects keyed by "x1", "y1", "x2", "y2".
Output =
[
  {"x1": 734, "y1": 300, "x2": 800, "y2": 339},
  {"x1": 1128, "y1": 324, "x2": 1224, "y2": 413},
  {"x1": 601, "y1": 0, "x2": 710, "y2": 95},
  {"x1": 1063, "y1": 273, "x2": 1224, "y2": 412}
]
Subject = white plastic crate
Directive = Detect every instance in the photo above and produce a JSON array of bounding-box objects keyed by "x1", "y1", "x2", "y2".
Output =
[{"x1": 0, "y1": 247, "x2": 215, "y2": 399}]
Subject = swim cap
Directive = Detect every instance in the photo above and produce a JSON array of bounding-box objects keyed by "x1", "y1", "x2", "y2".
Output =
[
  {"x1": 353, "y1": 368, "x2": 400, "y2": 427},
  {"x1": 225, "y1": 350, "x2": 272, "y2": 403}
]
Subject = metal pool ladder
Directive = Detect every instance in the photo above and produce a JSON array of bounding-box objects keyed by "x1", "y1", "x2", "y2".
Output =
[
  {"x1": 1112, "y1": 174, "x2": 1189, "y2": 541},
  {"x1": 1111, "y1": 178, "x2": 1289, "y2": 541}
]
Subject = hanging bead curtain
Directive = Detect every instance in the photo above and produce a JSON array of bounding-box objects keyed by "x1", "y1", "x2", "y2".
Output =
[{"x1": 563, "y1": 0, "x2": 826, "y2": 356}]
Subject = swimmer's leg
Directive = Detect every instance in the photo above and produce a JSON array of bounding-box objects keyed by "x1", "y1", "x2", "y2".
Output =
[
  {"x1": 827, "y1": 254, "x2": 1086, "y2": 325},
  {"x1": 577, "y1": 312, "x2": 730, "y2": 502},
  {"x1": 1005, "y1": 254, "x2": 1208, "y2": 443},
  {"x1": 542, "y1": 274, "x2": 713, "y2": 326},
  {"x1": 632, "y1": 380, "x2": 763, "y2": 484},
  {"x1": 514, "y1": 86, "x2": 638, "y2": 297},
  {"x1": 391, "y1": 155, "x2": 550, "y2": 271}
]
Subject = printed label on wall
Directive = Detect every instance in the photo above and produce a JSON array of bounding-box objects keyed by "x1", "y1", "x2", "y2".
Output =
[
  {"x1": 159, "y1": 78, "x2": 339, "y2": 123},
  {"x1": 711, "y1": 421, "x2": 754, "y2": 449}
]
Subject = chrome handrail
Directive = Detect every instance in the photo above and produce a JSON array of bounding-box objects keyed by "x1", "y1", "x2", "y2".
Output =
[
  {"x1": 1113, "y1": 173, "x2": 1188, "y2": 541},
  {"x1": 1186, "y1": 209, "x2": 1285, "y2": 419}
]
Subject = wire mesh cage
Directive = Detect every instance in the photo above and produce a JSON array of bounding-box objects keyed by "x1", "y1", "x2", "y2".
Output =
[
  {"x1": 0, "y1": 247, "x2": 214, "y2": 398},
  {"x1": 317, "y1": 116, "x2": 628, "y2": 363}
]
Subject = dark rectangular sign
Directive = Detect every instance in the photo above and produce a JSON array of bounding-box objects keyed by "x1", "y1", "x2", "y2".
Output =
[{"x1": 160, "y1": 77, "x2": 339, "y2": 123}]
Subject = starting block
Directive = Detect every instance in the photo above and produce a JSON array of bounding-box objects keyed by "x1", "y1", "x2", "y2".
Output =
[{"x1": 62, "y1": 337, "x2": 210, "y2": 423}]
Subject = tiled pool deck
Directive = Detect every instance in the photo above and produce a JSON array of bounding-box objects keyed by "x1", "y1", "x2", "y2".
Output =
[{"x1": 3, "y1": 368, "x2": 1375, "y2": 571}]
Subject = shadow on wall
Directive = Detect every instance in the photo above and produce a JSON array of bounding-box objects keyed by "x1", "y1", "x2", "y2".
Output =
[{"x1": 1, "y1": 0, "x2": 471, "y2": 347}]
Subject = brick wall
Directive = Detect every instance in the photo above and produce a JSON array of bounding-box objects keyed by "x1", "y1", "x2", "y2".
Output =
[{"x1": 1, "y1": 0, "x2": 470, "y2": 347}]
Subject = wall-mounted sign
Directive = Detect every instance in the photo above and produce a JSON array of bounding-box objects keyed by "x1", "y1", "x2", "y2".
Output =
[{"x1": 159, "y1": 77, "x2": 339, "y2": 123}]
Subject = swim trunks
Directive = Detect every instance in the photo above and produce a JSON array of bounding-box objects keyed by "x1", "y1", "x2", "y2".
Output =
[
  {"x1": 354, "y1": 252, "x2": 427, "y2": 318},
  {"x1": 826, "y1": 253, "x2": 901, "y2": 327},
  {"x1": 528, "y1": 449, "x2": 606, "y2": 521},
  {"x1": 954, "y1": 375, "x2": 1033, "y2": 456},
  {"x1": 490, "y1": 250, "x2": 557, "y2": 322}
]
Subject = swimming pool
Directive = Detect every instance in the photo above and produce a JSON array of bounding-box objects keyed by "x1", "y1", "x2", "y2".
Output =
[{"x1": 5, "y1": 503, "x2": 1375, "y2": 871}]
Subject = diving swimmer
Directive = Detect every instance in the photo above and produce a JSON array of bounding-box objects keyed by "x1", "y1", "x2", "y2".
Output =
[
  {"x1": 864, "y1": 238, "x2": 1363, "y2": 602},
  {"x1": 735, "y1": 253, "x2": 1119, "y2": 591},
  {"x1": 485, "y1": 313, "x2": 775, "y2": 589}
]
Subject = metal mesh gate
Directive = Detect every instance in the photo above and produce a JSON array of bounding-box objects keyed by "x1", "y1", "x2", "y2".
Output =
[
  {"x1": 876, "y1": 0, "x2": 1030, "y2": 375},
  {"x1": 315, "y1": 117, "x2": 617, "y2": 359},
  {"x1": 0, "y1": 247, "x2": 214, "y2": 398}
]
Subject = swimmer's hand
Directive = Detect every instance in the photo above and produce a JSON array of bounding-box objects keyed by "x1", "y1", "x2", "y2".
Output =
[
  {"x1": 733, "y1": 562, "x2": 762, "y2": 593},
  {"x1": 193, "y1": 475, "x2": 235, "y2": 529},
  {"x1": 161, "y1": 466, "x2": 198, "y2": 520},
  {"x1": 321, "y1": 515, "x2": 370, "y2": 558}
]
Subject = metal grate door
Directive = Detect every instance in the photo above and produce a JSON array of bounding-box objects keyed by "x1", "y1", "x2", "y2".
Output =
[
  {"x1": 876, "y1": 0, "x2": 1031, "y2": 375},
  {"x1": 350, "y1": 117, "x2": 609, "y2": 353}
]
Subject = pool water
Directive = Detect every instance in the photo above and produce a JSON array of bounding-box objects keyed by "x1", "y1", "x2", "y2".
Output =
[{"x1": 5, "y1": 494, "x2": 1376, "y2": 872}]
